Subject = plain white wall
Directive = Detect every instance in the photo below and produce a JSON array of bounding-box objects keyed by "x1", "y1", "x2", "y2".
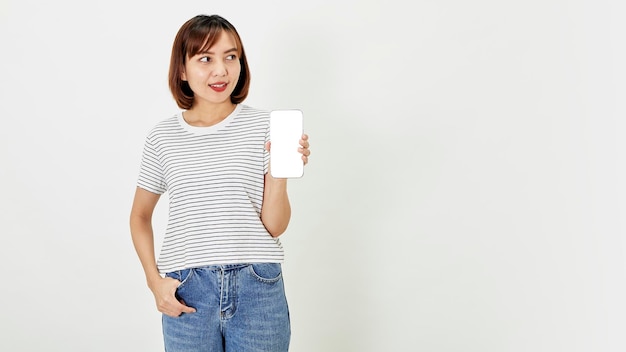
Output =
[{"x1": 1, "y1": 0, "x2": 625, "y2": 351}]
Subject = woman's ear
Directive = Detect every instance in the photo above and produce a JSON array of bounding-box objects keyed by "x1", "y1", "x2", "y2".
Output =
[{"x1": 181, "y1": 70, "x2": 187, "y2": 81}]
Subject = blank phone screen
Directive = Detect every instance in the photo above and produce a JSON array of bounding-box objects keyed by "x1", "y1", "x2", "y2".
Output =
[{"x1": 270, "y1": 110, "x2": 303, "y2": 178}]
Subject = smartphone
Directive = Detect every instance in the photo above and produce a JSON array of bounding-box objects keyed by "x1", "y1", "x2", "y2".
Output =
[{"x1": 269, "y1": 109, "x2": 304, "y2": 178}]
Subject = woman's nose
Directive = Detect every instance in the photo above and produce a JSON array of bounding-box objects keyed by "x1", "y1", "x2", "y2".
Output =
[{"x1": 212, "y1": 60, "x2": 227, "y2": 77}]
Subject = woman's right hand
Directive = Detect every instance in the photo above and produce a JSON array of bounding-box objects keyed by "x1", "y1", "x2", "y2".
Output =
[{"x1": 149, "y1": 276, "x2": 196, "y2": 317}]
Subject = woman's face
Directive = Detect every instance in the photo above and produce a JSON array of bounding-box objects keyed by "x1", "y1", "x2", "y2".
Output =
[{"x1": 182, "y1": 30, "x2": 241, "y2": 107}]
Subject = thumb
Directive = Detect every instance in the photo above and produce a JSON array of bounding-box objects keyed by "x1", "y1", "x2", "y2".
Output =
[{"x1": 179, "y1": 299, "x2": 197, "y2": 313}]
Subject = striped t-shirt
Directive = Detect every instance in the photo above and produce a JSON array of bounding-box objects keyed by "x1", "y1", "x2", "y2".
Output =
[{"x1": 137, "y1": 104, "x2": 283, "y2": 273}]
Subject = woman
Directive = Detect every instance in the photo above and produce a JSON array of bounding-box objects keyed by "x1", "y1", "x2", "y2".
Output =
[{"x1": 130, "y1": 14, "x2": 310, "y2": 351}]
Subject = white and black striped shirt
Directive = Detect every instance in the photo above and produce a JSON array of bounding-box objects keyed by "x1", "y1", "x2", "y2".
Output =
[{"x1": 137, "y1": 104, "x2": 283, "y2": 273}]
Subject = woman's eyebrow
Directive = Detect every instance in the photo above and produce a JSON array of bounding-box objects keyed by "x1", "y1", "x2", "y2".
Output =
[{"x1": 198, "y1": 48, "x2": 238, "y2": 55}]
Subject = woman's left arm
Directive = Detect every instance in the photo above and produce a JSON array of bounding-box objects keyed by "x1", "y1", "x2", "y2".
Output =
[{"x1": 261, "y1": 134, "x2": 310, "y2": 237}]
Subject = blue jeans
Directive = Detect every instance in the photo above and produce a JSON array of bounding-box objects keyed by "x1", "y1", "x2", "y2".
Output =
[{"x1": 162, "y1": 263, "x2": 290, "y2": 352}]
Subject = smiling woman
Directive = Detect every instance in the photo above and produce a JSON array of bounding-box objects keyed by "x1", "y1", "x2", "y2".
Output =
[
  {"x1": 4, "y1": 1, "x2": 625, "y2": 351},
  {"x1": 168, "y1": 15, "x2": 250, "y2": 113},
  {"x1": 180, "y1": 31, "x2": 243, "y2": 126},
  {"x1": 129, "y1": 14, "x2": 311, "y2": 352}
]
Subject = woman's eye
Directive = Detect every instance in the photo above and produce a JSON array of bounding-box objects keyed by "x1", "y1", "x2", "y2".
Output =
[
  {"x1": 200, "y1": 56, "x2": 211, "y2": 62},
  {"x1": 226, "y1": 55, "x2": 237, "y2": 61}
]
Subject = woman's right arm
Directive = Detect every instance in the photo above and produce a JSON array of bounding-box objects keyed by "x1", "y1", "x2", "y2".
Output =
[{"x1": 129, "y1": 187, "x2": 196, "y2": 317}]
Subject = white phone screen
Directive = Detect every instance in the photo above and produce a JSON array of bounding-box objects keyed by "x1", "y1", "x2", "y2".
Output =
[{"x1": 269, "y1": 110, "x2": 303, "y2": 178}]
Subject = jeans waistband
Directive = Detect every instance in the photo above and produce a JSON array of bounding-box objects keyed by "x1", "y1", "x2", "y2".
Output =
[{"x1": 192, "y1": 263, "x2": 251, "y2": 272}]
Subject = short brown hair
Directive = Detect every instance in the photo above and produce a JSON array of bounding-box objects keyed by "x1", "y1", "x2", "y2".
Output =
[{"x1": 168, "y1": 15, "x2": 251, "y2": 109}]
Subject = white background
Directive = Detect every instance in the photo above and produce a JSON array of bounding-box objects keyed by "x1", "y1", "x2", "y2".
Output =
[{"x1": 1, "y1": 0, "x2": 625, "y2": 351}]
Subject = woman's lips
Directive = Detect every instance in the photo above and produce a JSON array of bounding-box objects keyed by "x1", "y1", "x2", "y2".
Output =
[{"x1": 210, "y1": 82, "x2": 227, "y2": 92}]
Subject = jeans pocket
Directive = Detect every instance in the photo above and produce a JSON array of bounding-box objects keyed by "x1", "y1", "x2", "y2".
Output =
[
  {"x1": 249, "y1": 263, "x2": 282, "y2": 283},
  {"x1": 165, "y1": 268, "x2": 194, "y2": 289}
]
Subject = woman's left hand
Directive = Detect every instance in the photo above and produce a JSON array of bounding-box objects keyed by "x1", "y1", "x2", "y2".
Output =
[
  {"x1": 298, "y1": 134, "x2": 311, "y2": 165},
  {"x1": 264, "y1": 133, "x2": 311, "y2": 168}
]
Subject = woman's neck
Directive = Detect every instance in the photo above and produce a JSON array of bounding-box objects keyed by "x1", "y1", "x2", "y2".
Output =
[{"x1": 183, "y1": 101, "x2": 237, "y2": 127}]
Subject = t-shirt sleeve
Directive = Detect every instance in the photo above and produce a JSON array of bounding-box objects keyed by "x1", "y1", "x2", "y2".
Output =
[
  {"x1": 137, "y1": 137, "x2": 166, "y2": 194},
  {"x1": 264, "y1": 121, "x2": 270, "y2": 175}
]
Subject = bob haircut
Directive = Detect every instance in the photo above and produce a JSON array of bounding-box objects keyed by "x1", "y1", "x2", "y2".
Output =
[{"x1": 168, "y1": 15, "x2": 251, "y2": 109}]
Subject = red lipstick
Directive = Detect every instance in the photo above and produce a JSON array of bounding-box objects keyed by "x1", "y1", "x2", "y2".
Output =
[{"x1": 210, "y1": 82, "x2": 227, "y2": 92}]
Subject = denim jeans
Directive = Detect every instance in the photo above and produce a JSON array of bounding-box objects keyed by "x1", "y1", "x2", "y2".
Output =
[{"x1": 162, "y1": 263, "x2": 290, "y2": 352}]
